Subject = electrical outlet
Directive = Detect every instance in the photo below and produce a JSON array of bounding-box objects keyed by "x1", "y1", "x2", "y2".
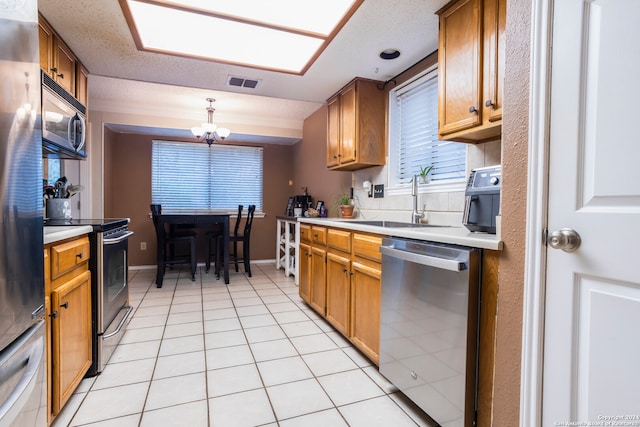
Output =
[
  {"x1": 140, "y1": 242, "x2": 147, "y2": 251},
  {"x1": 373, "y1": 184, "x2": 384, "y2": 198}
]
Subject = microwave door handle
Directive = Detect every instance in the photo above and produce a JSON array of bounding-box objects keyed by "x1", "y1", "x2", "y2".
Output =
[
  {"x1": 67, "y1": 113, "x2": 74, "y2": 145},
  {"x1": 76, "y1": 115, "x2": 86, "y2": 153}
]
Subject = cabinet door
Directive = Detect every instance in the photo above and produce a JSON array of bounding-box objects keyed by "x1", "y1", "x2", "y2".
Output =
[
  {"x1": 327, "y1": 96, "x2": 341, "y2": 167},
  {"x1": 53, "y1": 38, "x2": 77, "y2": 96},
  {"x1": 339, "y1": 84, "x2": 357, "y2": 165},
  {"x1": 51, "y1": 270, "x2": 92, "y2": 415},
  {"x1": 482, "y1": 0, "x2": 505, "y2": 124},
  {"x1": 299, "y1": 242, "x2": 311, "y2": 304},
  {"x1": 326, "y1": 252, "x2": 351, "y2": 336},
  {"x1": 38, "y1": 19, "x2": 54, "y2": 78},
  {"x1": 76, "y1": 63, "x2": 89, "y2": 107},
  {"x1": 309, "y1": 246, "x2": 326, "y2": 315},
  {"x1": 350, "y1": 262, "x2": 381, "y2": 364},
  {"x1": 438, "y1": 0, "x2": 482, "y2": 137}
]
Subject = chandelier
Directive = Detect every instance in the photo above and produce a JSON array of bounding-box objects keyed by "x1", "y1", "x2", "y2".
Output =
[{"x1": 191, "y1": 98, "x2": 231, "y2": 146}]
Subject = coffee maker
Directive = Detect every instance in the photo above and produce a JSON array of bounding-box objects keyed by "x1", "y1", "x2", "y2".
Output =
[
  {"x1": 286, "y1": 195, "x2": 313, "y2": 217},
  {"x1": 462, "y1": 165, "x2": 501, "y2": 234}
]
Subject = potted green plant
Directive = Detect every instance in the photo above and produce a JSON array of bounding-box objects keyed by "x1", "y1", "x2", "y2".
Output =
[
  {"x1": 335, "y1": 192, "x2": 355, "y2": 218},
  {"x1": 418, "y1": 165, "x2": 433, "y2": 184}
]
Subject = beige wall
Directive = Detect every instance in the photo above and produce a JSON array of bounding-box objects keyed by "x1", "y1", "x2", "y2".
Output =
[
  {"x1": 292, "y1": 105, "x2": 352, "y2": 215},
  {"x1": 492, "y1": 0, "x2": 531, "y2": 424},
  {"x1": 103, "y1": 132, "x2": 294, "y2": 267}
]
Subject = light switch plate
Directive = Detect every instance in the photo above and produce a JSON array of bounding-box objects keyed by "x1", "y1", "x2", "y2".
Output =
[{"x1": 373, "y1": 184, "x2": 384, "y2": 198}]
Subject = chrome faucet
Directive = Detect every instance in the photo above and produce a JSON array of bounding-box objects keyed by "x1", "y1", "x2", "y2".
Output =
[{"x1": 412, "y1": 175, "x2": 425, "y2": 224}]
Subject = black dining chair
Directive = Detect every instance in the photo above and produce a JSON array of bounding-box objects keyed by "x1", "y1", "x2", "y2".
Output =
[
  {"x1": 150, "y1": 204, "x2": 197, "y2": 281},
  {"x1": 217, "y1": 204, "x2": 255, "y2": 277},
  {"x1": 205, "y1": 204, "x2": 243, "y2": 275}
]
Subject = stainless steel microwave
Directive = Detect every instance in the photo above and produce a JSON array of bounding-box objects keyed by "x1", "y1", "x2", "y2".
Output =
[{"x1": 42, "y1": 71, "x2": 87, "y2": 159}]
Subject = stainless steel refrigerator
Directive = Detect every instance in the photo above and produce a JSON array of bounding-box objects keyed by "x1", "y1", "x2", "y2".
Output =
[{"x1": 0, "y1": 0, "x2": 47, "y2": 426}]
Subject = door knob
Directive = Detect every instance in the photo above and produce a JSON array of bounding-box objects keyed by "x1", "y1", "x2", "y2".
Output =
[{"x1": 547, "y1": 228, "x2": 581, "y2": 252}]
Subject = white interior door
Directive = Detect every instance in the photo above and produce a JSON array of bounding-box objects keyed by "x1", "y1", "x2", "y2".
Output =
[{"x1": 543, "y1": 0, "x2": 640, "y2": 424}]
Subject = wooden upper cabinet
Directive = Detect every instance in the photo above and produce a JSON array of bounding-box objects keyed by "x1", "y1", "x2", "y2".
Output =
[
  {"x1": 38, "y1": 18, "x2": 54, "y2": 79},
  {"x1": 437, "y1": 0, "x2": 505, "y2": 143},
  {"x1": 54, "y1": 39, "x2": 77, "y2": 96},
  {"x1": 39, "y1": 13, "x2": 87, "y2": 102},
  {"x1": 326, "y1": 78, "x2": 386, "y2": 170},
  {"x1": 76, "y1": 63, "x2": 89, "y2": 107}
]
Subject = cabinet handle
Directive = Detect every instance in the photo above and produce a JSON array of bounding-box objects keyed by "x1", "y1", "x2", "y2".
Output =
[
  {"x1": 333, "y1": 155, "x2": 338, "y2": 159},
  {"x1": 49, "y1": 311, "x2": 58, "y2": 319},
  {"x1": 342, "y1": 268, "x2": 348, "y2": 273},
  {"x1": 57, "y1": 73, "x2": 64, "y2": 79},
  {"x1": 469, "y1": 106, "x2": 478, "y2": 113},
  {"x1": 60, "y1": 302, "x2": 69, "y2": 309},
  {"x1": 50, "y1": 67, "x2": 58, "y2": 73},
  {"x1": 485, "y1": 100, "x2": 494, "y2": 107},
  {"x1": 76, "y1": 253, "x2": 83, "y2": 259}
]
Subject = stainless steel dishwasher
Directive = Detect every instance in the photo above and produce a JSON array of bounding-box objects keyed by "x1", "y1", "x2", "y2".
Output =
[{"x1": 379, "y1": 237, "x2": 480, "y2": 427}]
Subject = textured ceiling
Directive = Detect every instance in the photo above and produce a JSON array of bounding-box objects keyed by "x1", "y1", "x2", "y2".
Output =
[{"x1": 38, "y1": 0, "x2": 448, "y2": 142}]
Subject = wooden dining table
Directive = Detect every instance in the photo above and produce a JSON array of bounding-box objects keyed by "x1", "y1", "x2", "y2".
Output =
[{"x1": 154, "y1": 211, "x2": 230, "y2": 287}]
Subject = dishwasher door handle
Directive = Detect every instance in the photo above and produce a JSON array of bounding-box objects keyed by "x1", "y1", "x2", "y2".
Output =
[{"x1": 380, "y1": 245, "x2": 465, "y2": 272}]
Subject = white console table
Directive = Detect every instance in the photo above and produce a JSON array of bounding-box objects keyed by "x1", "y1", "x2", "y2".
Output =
[{"x1": 276, "y1": 216, "x2": 299, "y2": 285}]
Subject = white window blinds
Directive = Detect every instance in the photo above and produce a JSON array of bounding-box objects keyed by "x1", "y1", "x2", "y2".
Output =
[
  {"x1": 388, "y1": 67, "x2": 467, "y2": 188},
  {"x1": 152, "y1": 141, "x2": 263, "y2": 211}
]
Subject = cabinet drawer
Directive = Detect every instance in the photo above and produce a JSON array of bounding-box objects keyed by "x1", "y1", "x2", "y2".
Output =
[
  {"x1": 353, "y1": 233, "x2": 382, "y2": 263},
  {"x1": 50, "y1": 236, "x2": 90, "y2": 280},
  {"x1": 311, "y1": 226, "x2": 327, "y2": 245},
  {"x1": 328, "y1": 228, "x2": 351, "y2": 253},
  {"x1": 300, "y1": 224, "x2": 311, "y2": 242}
]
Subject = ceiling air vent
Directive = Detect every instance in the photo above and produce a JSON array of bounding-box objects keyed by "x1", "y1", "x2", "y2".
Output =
[{"x1": 227, "y1": 76, "x2": 260, "y2": 89}]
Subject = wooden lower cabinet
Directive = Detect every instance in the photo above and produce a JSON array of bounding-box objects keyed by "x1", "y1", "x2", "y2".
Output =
[
  {"x1": 45, "y1": 235, "x2": 92, "y2": 422},
  {"x1": 326, "y1": 252, "x2": 351, "y2": 336},
  {"x1": 350, "y1": 261, "x2": 381, "y2": 364},
  {"x1": 298, "y1": 242, "x2": 311, "y2": 304},
  {"x1": 309, "y1": 246, "x2": 327, "y2": 314},
  {"x1": 51, "y1": 270, "x2": 92, "y2": 414},
  {"x1": 299, "y1": 225, "x2": 383, "y2": 364}
]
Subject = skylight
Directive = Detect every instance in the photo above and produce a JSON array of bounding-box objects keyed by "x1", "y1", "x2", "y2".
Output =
[{"x1": 119, "y1": 0, "x2": 363, "y2": 75}]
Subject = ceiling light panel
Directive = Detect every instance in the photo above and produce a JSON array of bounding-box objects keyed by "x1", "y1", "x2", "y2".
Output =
[
  {"x1": 120, "y1": 0, "x2": 363, "y2": 74},
  {"x1": 163, "y1": 0, "x2": 360, "y2": 36}
]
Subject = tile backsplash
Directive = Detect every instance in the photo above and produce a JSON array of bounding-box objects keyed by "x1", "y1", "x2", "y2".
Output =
[{"x1": 351, "y1": 140, "x2": 501, "y2": 225}]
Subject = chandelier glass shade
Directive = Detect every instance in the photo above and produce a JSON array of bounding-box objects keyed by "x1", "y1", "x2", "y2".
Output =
[{"x1": 191, "y1": 98, "x2": 231, "y2": 146}]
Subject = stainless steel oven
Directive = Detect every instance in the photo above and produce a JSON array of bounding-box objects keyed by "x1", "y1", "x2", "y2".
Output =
[{"x1": 89, "y1": 223, "x2": 134, "y2": 376}]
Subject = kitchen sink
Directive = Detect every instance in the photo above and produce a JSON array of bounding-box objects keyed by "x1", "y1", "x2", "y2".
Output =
[{"x1": 348, "y1": 220, "x2": 450, "y2": 228}]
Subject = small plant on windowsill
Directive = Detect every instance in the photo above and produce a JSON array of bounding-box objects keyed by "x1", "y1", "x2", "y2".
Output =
[
  {"x1": 335, "y1": 192, "x2": 355, "y2": 218},
  {"x1": 418, "y1": 165, "x2": 433, "y2": 184}
]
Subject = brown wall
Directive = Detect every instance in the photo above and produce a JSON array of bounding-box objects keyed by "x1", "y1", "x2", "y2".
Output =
[
  {"x1": 292, "y1": 105, "x2": 351, "y2": 215},
  {"x1": 492, "y1": 0, "x2": 531, "y2": 424},
  {"x1": 103, "y1": 132, "x2": 294, "y2": 267}
]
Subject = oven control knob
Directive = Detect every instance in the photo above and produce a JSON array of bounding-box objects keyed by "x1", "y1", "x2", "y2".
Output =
[{"x1": 490, "y1": 176, "x2": 500, "y2": 185}]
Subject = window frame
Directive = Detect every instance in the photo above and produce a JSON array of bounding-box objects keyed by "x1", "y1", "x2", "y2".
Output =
[{"x1": 386, "y1": 65, "x2": 467, "y2": 196}]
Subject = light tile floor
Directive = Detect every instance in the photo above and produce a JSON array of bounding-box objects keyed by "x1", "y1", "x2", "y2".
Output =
[{"x1": 52, "y1": 263, "x2": 436, "y2": 427}]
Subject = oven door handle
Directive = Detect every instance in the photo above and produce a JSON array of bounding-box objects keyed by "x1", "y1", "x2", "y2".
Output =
[
  {"x1": 102, "y1": 306, "x2": 133, "y2": 339},
  {"x1": 103, "y1": 231, "x2": 135, "y2": 245},
  {"x1": 380, "y1": 245, "x2": 465, "y2": 272}
]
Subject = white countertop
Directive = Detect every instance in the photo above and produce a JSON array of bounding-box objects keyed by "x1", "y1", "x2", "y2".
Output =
[
  {"x1": 44, "y1": 226, "x2": 93, "y2": 245},
  {"x1": 297, "y1": 218, "x2": 503, "y2": 251}
]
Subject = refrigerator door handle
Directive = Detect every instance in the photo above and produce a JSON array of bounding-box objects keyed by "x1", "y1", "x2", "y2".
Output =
[{"x1": 0, "y1": 322, "x2": 45, "y2": 424}]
